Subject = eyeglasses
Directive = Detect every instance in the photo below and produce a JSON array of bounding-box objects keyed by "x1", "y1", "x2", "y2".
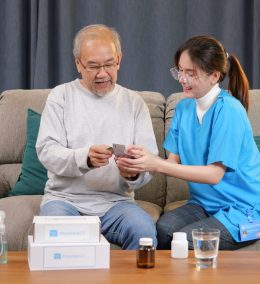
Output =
[
  {"x1": 170, "y1": 67, "x2": 210, "y2": 85},
  {"x1": 78, "y1": 58, "x2": 119, "y2": 73},
  {"x1": 170, "y1": 67, "x2": 196, "y2": 85}
]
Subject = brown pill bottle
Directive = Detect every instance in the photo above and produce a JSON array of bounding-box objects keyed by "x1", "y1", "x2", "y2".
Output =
[{"x1": 136, "y1": 237, "x2": 155, "y2": 268}]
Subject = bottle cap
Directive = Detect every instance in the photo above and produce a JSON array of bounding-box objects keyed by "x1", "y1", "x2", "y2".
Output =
[
  {"x1": 172, "y1": 232, "x2": 187, "y2": 241},
  {"x1": 139, "y1": 237, "x2": 153, "y2": 246}
]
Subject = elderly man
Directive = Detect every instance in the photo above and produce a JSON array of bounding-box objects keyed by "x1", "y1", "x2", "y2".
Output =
[{"x1": 36, "y1": 24, "x2": 158, "y2": 249}]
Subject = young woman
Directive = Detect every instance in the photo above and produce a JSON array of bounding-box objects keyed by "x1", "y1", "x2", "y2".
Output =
[{"x1": 116, "y1": 35, "x2": 260, "y2": 250}]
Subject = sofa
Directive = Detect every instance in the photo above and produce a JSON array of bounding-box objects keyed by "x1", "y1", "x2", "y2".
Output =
[{"x1": 0, "y1": 88, "x2": 259, "y2": 251}]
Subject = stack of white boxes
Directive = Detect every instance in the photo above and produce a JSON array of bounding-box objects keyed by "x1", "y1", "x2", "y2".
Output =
[{"x1": 28, "y1": 216, "x2": 110, "y2": 270}]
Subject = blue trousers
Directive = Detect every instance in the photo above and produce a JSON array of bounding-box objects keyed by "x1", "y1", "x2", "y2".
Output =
[
  {"x1": 156, "y1": 203, "x2": 255, "y2": 250},
  {"x1": 40, "y1": 200, "x2": 157, "y2": 250}
]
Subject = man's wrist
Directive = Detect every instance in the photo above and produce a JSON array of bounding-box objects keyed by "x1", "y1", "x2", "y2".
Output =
[
  {"x1": 125, "y1": 174, "x2": 139, "y2": 181},
  {"x1": 87, "y1": 157, "x2": 94, "y2": 168}
]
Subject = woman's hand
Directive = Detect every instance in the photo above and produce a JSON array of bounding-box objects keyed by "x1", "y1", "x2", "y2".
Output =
[{"x1": 115, "y1": 145, "x2": 161, "y2": 173}]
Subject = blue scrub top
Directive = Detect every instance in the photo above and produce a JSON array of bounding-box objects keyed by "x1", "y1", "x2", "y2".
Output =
[{"x1": 164, "y1": 89, "x2": 260, "y2": 242}]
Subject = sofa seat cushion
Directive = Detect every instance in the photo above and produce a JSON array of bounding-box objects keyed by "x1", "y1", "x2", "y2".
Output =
[
  {"x1": 0, "y1": 195, "x2": 42, "y2": 250},
  {"x1": 237, "y1": 240, "x2": 260, "y2": 250},
  {"x1": 164, "y1": 200, "x2": 188, "y2": 213},
  {"x1": 136, "y1": 200, "x2": 163, "y2": 223}
]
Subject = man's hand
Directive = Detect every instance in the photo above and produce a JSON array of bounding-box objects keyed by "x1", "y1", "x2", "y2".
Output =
[
  {"x1": 117, "y1": 162, "x2": 139, "y2": 180},
  {"x1": 87, "y1": 144, "x2": 113, "y2": 168},
  {"x1": 113, "y1": 155, "x2": 139, "y2": 180}
]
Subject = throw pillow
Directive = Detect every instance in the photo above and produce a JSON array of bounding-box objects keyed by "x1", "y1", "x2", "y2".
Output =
[
  {"x1": 9, "y1": 109, "x2": 47, "y2": 196},
  {"x1": 255, "y1": 136, "x2": 260, "y2": 152}
]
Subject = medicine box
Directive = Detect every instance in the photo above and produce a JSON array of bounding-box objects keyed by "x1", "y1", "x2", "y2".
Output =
[
  {"x1": 28, "y1": 235, "x2": 110, "y2": 270},
  {"x1": 33, "y1": 216, "x2": 100, "y2": 243}
]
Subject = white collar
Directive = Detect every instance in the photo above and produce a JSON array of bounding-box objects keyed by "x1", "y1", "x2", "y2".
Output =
[{"x1": 196, "y1": 84, "x2": 221, "y2": 124}]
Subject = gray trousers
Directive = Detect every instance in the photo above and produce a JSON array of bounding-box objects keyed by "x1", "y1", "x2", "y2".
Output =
[{"x1": 156, "y1": 203, "x2": 256, "y2": 250}]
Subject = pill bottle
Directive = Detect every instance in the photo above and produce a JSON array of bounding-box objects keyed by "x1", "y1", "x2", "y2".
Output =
[
  {"x1": 171, "y1": 232, "x2": 188, "y2": 259},
  {"x1": 136, "y1": 237, "x2": 155, "y2": 268}
]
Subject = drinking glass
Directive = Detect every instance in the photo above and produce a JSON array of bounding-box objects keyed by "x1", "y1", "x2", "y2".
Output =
[{"x1": 192, "y1": 228, "x2": 220, "y2": 269}]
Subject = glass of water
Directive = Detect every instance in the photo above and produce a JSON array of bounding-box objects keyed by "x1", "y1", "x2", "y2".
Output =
[{"x1": 192, "y1": 228, "x2": 220, "y2": 269}]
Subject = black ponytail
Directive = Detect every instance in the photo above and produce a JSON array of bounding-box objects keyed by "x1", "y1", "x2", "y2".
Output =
[{"x1": 228, "y1": 54, "x2": 249, "y2": 112}]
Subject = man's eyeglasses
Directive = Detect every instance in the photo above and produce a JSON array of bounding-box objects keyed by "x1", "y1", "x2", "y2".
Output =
[{"x1": 78, "y1": 58, "x2": 119, "y2": 72}]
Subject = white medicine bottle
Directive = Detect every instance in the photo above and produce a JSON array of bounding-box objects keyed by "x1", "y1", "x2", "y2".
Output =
[{"x1": 171, "y1": 232, "x2": 188, "y2": 259}]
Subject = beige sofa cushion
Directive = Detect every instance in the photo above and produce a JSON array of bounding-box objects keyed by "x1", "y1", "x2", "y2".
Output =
[
  {"x1": 135, "y1": 91, "x2": 167, "y2": 208},
  {"x1": 165, "y1": 92, "x2": 190, "y2": 204},
  {"x1": 0, "y1": 89, "x2": 50, "y2": 164},
  {"x1": 0, "y1": 195, "x2": 42, "y2": 250},
  {"x1": 248, "y1": 89, "x2": 260, "y2": 135}
]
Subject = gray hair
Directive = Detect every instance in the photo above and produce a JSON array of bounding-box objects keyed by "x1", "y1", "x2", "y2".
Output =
[{"x1": 73, "y1": 24, "x2": 122, "y2": 58}]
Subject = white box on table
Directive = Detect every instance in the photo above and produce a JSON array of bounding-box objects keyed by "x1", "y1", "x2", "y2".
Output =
[
  {"x1": 33, "y1": 216, "x2": 100, "y2": 243},
  {"x1": 27, "y1": 235, "x2": 110, "y2": 270}
]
